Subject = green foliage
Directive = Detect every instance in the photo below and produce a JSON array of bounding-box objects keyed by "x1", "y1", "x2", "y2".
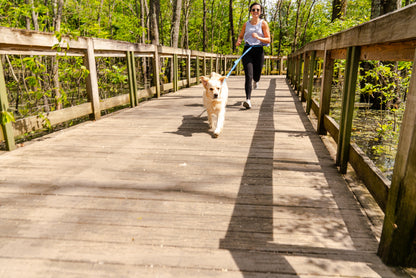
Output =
[
  {"x1": 0, "y1": 0, "x2": 375, "y2": 55},
  {"x1": 1, "y1": 110, "x2": 15, "y2": 125}
]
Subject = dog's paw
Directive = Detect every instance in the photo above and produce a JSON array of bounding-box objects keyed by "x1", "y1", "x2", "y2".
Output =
[{"x1": 213, "y1": 132, "x2": 220, "y2": 138}]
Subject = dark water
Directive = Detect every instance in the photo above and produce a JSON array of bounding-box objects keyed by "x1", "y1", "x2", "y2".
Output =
[{"x1": 314, "y1": 84, "x2": 404, "y2": 181}]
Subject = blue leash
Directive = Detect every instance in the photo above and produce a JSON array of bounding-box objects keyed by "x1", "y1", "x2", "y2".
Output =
[{"x1": 225, "y1": 45, "x2": 263, "y2": 78}]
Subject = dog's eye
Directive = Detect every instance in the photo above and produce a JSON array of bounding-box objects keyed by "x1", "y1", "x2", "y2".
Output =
[{"x1": 209, "y1": 88, "x2": 214, "y2": 91}]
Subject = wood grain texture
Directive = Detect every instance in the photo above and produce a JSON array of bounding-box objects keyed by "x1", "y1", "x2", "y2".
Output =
[{"x1": 0, "y1": 76, "x2": 403, "y2": 277}]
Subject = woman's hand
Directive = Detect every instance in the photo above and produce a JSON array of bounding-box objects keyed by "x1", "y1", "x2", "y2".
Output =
[{"x1": 236, "y1": 38, "x2": 242, "y2": 46}]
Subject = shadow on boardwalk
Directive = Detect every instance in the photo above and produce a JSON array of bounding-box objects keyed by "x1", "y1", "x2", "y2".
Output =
[{"x1": 220, "y1": 77, "x2": 400, "y2": 277}]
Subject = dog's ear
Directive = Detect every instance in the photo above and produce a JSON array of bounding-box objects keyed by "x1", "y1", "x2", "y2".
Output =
[
  {"x1": 219, "y1": 76, "x2": 227, "y2": 84},
  {"x1": 200, "y1": 76, "x2": 209, "y2": 88}
]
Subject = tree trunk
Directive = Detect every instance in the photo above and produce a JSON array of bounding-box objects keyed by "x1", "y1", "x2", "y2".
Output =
[
  {"x1": 139, "y1": 0, "x2": 148, "y2": 88},
  {"x1": 29, "y1": 0, "x2": 39, "y2": 31},
  {"x1": 52, "y1": 0, "x2": 64, "y2": 110},
  {"x1": 149, "y1": 0, "x2": 160, "y2": 44},
  {"x1": 203, "y1": 0, "x2": 207, "y2": 52},
  {"x1": 171, "y1": 0, "x2": 183, "y2": 48},
  {"x1": 97, "y1": 0, "x2": 104, "y2": 33},
  {"x1": 301, "y1": 0, "x2": 317, "y2": 45},
  {"x1": 371, "y1": 0, "x2": 401, "y2": 19},
  {"x1": 210, "y1": 0, "x2": 215, "y2": 52},
  {"x1": 331, "y1": 0, "x2": 347, "y2": 22},
  {"x1": 181, "y1": 0, "x2": 191, "y2": 49},
  {"x1": 25, "y1": 0, "x2": 31, "y2": 29},
  {"x1": 229, "y1": 0, "x2": 235, "y2": 53},
  {"x1": 292, "y1": 0, "x2": 302, "y2": 52}
]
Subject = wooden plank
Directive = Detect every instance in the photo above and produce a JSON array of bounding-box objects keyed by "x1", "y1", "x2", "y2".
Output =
[
  {"x1": 153, "y1": 47, "x2": 161, "y2": 98},
  {"x1": 301, "y1": 52, "x2": 310, "y2": 102},
  {"x1": 173, "y1": 54, "x2": 178, "y2": 92},
  {"x1": 12, "y1": 103, "x2": 92, "y2": 137},
  {"x1": 360, "y1": 41, "x2": 416, "y2": 61},
  {"x1": 336, "y1": 46, "x2": 361, "y2": 174},
  {"x1": 324, "y1": 114, "x2": 339, "y2": 143},
  {"x1": 0, "y1": 60, "x2": 16, "y2": 150},
  {"x1": 203, "y1": 57, "x2": 207, "y2": 76},
  {"x1": 195, "y1": 56, "x2": 200, "y2": 84},
  {"x1": 130, "y1": 51, "x2": 139, "y2": 105},
  {"x1": 311, "y1": 98, "x2": 319, "y2": 117},
  {"x1": 331, "y1": 41, "x2": 416, "y2": 61},
  {"x1": 0, "y1": 26, "x2": 88, "y2": 50},
  {"x1": 318, "y1": 49, "x2": 335, "y2": 135},
  {"x1": 378, "y1": 47, "x2": 416, "y2": 266},
  {"x1": 100, "y1": 94, "x2": 130, "y2": 111},
  {"x1": 306, "y1": 51, "x2": 316, "y2": 114},
  {"x1": 295, "y1": 55, "x2": 302, "y2": 94},
  {"x1": 349, "y1": 143, "x2": 390, "y2": 211},
  {"x1": 126, "y1": 51, "x2": 136, "y2": 107},
  {"x1": 84, "y1": 38, "x2": 101, "y2": 120},
  {"x1": 186, "y1": 54, "x2": 191, "y2": 88},
  {"x1": 325, "y1": 4, "x2": 416, "y2": 51}
]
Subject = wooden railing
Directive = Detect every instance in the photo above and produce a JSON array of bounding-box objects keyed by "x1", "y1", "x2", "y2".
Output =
[
  {"x1": 287, "y1": 3, "x2": 416, "y2": 266},
  {"x1": 0, "y1": 26, "x2": 284, "y2": 151}
]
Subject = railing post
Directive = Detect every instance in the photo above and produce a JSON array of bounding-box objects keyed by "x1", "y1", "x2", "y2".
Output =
[
  {"x1": 336, "y1": 46, "x2": 360, "y2": 174},
  {"x1": 196, "y1": 55, "x2": 200, "y2": 84},
  {"x1": 289, "y1": 56, "x2": 294, "y2": 81},
  {"x1": 186, "y1": 53, "x2": 191, "y2": 88},
  {"x1": 286, "y1": 57, "x2": 290, "y2": 80},
  {"x1": 378, "y1": 47, "x2": 416, "y2": 267},
  {"x1": 210, "y1": 56, "x2": 213, "y2": 74},
  {"x1": 126, "y1": 51, "x2": 138, "y2": 106},
  {"x1": 173, "y1": 54, "x2": 178, "y2": 92},
  {"x1": 267, "y1": 57, "x2": 271, "y2": 75},
  {"x1": 306, "y1": 51, "x2": 316, "y2": 114},
  {"x1": 84, "y1": 38, "x2": 101, "y2": 120},
  {"x1": 203, "y1": 55, "x2": 207, "y2": 76},
  {"x1": 153, "y1": 46, "x2": 161, "y2": 97},
  {"x1": 301, "y1": 52, "x2": 310, "y2": 102},
  {"x1": 318, "y1": 49, "x2": 335, "y2": 135},
  {"x1": 295, "y1": 56, "x2": 302, "y2": 94},
  {"x1": 290, "y1": 56, "x2": 295, "y2": 85},
  {"x1": 0, "y1": 60, "x2": 16, "y2": 151},
  {"x1": 224, "y1": 56, "x2": 227, "y2": 76}
]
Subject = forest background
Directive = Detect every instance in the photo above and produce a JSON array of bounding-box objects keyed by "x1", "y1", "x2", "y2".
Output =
[{"x1": 1, "y1": 0, "x2": 415, "y2": 57}]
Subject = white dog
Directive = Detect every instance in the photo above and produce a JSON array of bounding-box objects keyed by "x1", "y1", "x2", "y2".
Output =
[{"x1": 200, "y1": 72, "x2": 228, "y2": 137}]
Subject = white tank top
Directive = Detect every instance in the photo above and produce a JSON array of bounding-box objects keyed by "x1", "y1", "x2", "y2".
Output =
[{"x1": 244, "y1": 20, "x2": 264, "y2": 46}]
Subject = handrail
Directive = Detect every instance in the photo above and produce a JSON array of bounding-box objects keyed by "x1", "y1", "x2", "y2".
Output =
[{"x1": 286, "y1": 3, "x2": 416, "y2": 266}]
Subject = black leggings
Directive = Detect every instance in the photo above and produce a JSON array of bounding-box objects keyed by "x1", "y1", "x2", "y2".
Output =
[{"x1": 242, "y1": 46, "x2": 264, "y2": 100}]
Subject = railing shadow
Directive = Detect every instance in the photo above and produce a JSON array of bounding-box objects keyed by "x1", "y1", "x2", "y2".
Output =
[
  {"x1": 219, "y1": 77, "x2": 399, "y2": 277},
  {"x1": 219, "y1": 78, "x2": 299, "y2": 276}
]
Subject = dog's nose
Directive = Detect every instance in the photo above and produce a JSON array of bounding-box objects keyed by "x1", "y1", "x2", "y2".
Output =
[{"x1": 213, "y1": 94, "x2": 218, "y2": 99}]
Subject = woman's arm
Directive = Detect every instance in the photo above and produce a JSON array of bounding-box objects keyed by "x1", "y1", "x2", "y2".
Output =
[
  {"x1": 252, "y1": 20, "x2": 271, "y2": 44},
  {"x1": 236, "y1": 23, "x2": 246, "y2": 46}
]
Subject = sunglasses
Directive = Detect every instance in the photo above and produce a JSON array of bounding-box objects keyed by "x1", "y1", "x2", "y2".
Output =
[{"x1": 251, "y1": 8, "x2": 261, "y2": 12}]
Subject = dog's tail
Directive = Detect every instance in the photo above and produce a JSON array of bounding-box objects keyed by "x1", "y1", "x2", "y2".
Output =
[{"x1": 197, "y1": 109, "x2": 206, "y2": 118}]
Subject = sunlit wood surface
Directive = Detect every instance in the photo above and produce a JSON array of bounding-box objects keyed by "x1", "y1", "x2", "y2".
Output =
[{"x1": 0, "y1": 76, "x2": 403, "y2": 277}]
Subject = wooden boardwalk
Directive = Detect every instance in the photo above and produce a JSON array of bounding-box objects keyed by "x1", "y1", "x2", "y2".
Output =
[{"x1": 0, "y1": 76, "x2": 407, "y2": 277}]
